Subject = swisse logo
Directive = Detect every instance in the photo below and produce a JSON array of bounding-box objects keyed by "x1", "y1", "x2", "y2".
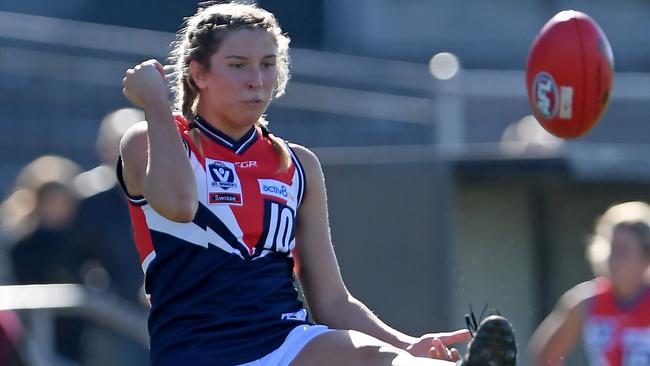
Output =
[
  {"x1": 206, "y1": 159, "x2": 243, "y2": 206},
  {"x1": 533, "y1": 72, "x2": 558, "y2": 119},
  {"x1": 263, "y1": 184, "x2": 288, "y2": 198},
  {"x1": 209, "y1": 193, "x2": 242, "y2": 205}
]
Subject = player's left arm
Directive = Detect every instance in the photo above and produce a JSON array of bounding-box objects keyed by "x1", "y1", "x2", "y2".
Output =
[{"x1": 291, "y1": 144, "x2": 468, "y2": 358}]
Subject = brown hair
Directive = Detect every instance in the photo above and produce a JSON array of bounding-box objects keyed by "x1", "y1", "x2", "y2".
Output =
[
  {"x1": 168, "y1": 1, "x2": 291, "y2": 169},
  {"x1": 587, "y1": 201, "x2": 650, "y2": 276}
]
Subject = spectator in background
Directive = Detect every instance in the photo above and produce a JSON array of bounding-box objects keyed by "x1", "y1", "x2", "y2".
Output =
[
  {"x1": 69, "y1": 107, "x2": 148, "y2": 366},
  {"x1": 529, "y1": 201, "x2": 650, "y2": 365},
  {"x1": 72, "y1": 107, "x2": 145, "y2": 302},
  {"x1": 4, "y1": 155, "x2": 81, "y2": 284},
  {"x1": 3, "y1": 155, "x2": 84, "y2": 363}
]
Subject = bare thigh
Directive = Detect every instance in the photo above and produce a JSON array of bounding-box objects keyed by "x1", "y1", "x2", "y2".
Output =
[{"x1": 289, "y1": 329, "x2": 455, "y2": 366}]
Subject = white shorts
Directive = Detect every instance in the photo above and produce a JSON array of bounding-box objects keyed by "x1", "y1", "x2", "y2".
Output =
[{"x1": 237, "y1": 324, "x2": 332, "y2": 366}]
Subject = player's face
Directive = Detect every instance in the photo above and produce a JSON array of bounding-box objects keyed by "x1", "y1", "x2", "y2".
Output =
[
  {"x1": 197, "y1": 29, "x2": 278, "y2": 135},
  {"x1": 608, "y1": 226, "x2": 650, "y2": 296}
]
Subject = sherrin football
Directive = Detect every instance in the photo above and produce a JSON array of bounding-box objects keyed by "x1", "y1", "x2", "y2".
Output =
[{"x1": 525, "y1": 10, "x2": 614, "y2": 139}]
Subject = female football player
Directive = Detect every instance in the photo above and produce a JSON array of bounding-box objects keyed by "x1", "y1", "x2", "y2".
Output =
[
  {"x1": 119, "y1": 2, "x2": 516, "y2": 365},
  {"x1": 529, "y1": 201, "x2": 650, "y2": 365}
]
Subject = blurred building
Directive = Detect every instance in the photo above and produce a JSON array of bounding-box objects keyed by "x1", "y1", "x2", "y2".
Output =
[{"x1": 0, "y1": 0, "x2": 648, "y2": 179}]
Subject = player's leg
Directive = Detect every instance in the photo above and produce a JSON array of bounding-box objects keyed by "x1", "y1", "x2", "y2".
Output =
[
  {"x1": 289, "y1": 315, "x2": 517, "y2": 366},
  {"x1": 289, "y1": 329, "x2": 455, "y2": 366}
]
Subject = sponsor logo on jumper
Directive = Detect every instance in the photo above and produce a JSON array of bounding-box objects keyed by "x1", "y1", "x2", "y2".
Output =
[
  {"x1": 234, "y1": 161, "x2": 258, "y2": 168},
  {"x1": 209, "y1": 193, "x2": 242, "y2": 205},
  {"x1": 281, "y1": 308, "x2": 307, "y2": 321},
  {"x1": 263, "y1": 184, "x2": 288, "y2": 197},
  {"x1": 206, "y1": 159, "x2": 243, "y2": 206},
  {"x1": 258, "y1": 179, "x2": 295, "y2": 205}
]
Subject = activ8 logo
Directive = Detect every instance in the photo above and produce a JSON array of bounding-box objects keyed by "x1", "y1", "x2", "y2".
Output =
[
  {"x1": 533, "y1": 72, "x2": 558, "y2": 119},
  {"x1": 258, "y1": 179, "x2": 295, "y2": 205},
  {"x1": 263, "y1": 184, "x2": 288, "y2": 197}
]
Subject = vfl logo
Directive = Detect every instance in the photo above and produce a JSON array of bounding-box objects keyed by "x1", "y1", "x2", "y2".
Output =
[
  {"x1": 533, "y1": 72, "x2": 558, "y2": 119},
  {"x1": 208, "y1": 162, "x2": 237, "y2": 190},
  {"x1": 206, "y1": 159, "x2": 243, "y2": 206}
]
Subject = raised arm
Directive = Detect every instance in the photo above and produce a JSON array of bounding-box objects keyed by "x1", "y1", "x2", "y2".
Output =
[
  {"x1": 291, "y1": 144, "x2": 468, "y2": 359},
  {"x1": 120, "y1": 59, "x2": 197, "y2": 222},
  {"x1": 528, "y1": 281, "x2": 594, "y2": 365}
]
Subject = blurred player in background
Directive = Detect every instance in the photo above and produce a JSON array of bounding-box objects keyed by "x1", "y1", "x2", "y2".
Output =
[
  {"x1": 120, "y1": 2, "x2": 516, "y2": 365},
  {"x1": 529, "y1": 201, "x2": 650, "y2": 365}
]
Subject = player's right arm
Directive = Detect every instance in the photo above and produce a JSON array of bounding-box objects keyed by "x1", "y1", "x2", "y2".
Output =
[
  {"x1": 528, "y1": 280, "x2": 595, "y2": 365},
  {"x1": 119, "y1": 59, "x2": 197, "y2": 222}
]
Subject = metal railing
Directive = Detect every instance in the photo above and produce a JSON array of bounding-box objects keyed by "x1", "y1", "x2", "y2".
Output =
[{"x1": 0, "y1": 284, "x2": 148, "y2": 366}]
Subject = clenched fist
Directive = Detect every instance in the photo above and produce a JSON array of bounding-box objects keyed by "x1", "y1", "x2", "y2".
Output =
[{"x1": 122, "y1": 59, "x2": 168, "y2": 108}]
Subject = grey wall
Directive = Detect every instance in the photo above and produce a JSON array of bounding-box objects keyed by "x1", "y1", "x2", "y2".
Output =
[{"x1": 322, "y1": 159, "x2": 456, "y2": 335}]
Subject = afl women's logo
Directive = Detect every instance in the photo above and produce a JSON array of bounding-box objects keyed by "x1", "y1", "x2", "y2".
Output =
[
  {"x1": 533, "y1": 72, "x2": 558, "y2": 118},
  {"x1": 208, "y1": 161, "x2": 236, "y2": 190}
]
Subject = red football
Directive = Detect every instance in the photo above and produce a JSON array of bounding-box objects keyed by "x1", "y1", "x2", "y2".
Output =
[{"x1": 525, "y1": 10, "x2": 614, "y2": 139}]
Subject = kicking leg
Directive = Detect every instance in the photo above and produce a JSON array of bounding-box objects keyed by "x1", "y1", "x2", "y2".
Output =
[{"x1": 290, "y1": 329, "x2": 456, "y2": 366}]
